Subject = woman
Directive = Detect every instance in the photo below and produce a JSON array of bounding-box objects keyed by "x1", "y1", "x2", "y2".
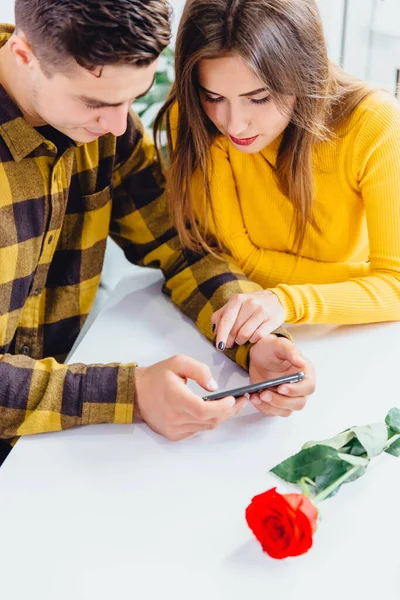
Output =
[{"x1": 155, "y1": 0, "x2": 400, "y2": 353}]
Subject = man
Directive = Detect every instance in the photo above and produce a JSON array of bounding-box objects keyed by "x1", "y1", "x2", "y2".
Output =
[{"x1": 0, "y1": 0, "x2": 315, "y2": 462}]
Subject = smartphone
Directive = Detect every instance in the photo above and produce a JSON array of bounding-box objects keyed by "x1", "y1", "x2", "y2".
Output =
[{"x1": 203, "y1": 371, "x2": 305, "y2": 401}]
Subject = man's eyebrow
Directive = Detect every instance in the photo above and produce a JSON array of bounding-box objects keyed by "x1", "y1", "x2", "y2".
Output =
[
  {"x1": 198, "y1": 84, "x2": 269, "y2": 97},
  {"x1": 79, "y1": 96, "x2": 124, "y2": 108},
  {"x1": 78, "y1": 74, "x2": 156, "y2": 107}
]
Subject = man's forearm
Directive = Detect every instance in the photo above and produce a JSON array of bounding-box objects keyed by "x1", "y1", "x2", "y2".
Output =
[{"x1": 0, "y1": 354, "x2": 136, "y2": 438}]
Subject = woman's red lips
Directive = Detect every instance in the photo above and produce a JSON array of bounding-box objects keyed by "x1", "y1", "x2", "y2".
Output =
[
  {"x1": 229, "y1": 134, "x2": 259, "y2": 146},
  {"x1": 84, "y1": 128, "x2": 105, "y2": 136}
]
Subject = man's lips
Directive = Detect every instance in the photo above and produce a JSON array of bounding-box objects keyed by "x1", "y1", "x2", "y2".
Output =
[{"x1": 229, "y1": 134, "x2": 259, "y2": 146}]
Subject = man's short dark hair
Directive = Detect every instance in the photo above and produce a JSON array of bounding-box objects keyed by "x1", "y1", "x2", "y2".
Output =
[{"x1": 14, "y1": 0, "x2": 171, "y2": 74}]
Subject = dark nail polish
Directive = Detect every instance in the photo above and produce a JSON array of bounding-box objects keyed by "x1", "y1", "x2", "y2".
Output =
[
  {"x1": 218, "y1": 341, "x2": 225, "y2": 351},
  {"x1": 212, "y1": 323, "x2": 216, "y2": 333}
]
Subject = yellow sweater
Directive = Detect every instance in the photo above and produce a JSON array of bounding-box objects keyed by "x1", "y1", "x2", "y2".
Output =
[{"x1": 187, "y1": 91, "x2": 400, "y2": 325}]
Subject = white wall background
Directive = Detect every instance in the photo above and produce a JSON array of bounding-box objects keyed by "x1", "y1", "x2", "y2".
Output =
[
  {"x1": 2, "y1": 0, "x2": 400, "y2": 92},
  {"x1": 0, "y1": 0, "x2": 14, "y2": 23}
]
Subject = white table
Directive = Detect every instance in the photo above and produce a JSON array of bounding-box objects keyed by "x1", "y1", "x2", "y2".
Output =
[{"x1": 0, "y1": 268, "x2": 399, "y2": 599}]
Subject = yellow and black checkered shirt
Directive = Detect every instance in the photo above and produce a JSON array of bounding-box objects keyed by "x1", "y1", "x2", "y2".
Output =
[{"x1": 0, "y1": 25, "x2": 288, "y2": 451}]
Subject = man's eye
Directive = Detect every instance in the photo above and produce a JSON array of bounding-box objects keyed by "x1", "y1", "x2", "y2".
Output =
[{"x1": 85, "y1": 104, "x2": 102, "y2": 110}]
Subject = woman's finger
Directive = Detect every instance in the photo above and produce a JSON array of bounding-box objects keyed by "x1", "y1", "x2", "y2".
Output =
[
  {"x1": 211, "y1": 306, "x2": 224, "y2": 336},
  {"x1": 248, "y1": 319, "x2": 281, "y2": 344},
  {"x1": 234, "y1": 308, "x2": 267, "y2": 346},
  {"x1": 214, "y1": 297, "x2": 242, "y2": 350}
]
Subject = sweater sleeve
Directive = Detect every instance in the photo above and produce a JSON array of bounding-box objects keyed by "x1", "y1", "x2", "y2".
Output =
[{"x1": 271, "y1": 98, "x2": 400, "y2": 324}]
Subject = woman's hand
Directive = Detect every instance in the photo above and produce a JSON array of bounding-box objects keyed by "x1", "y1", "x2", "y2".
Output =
[
  {"x1": 248, "y1": 336, "x2": 316, "y2": 417},
  {"x1": 212, "y1": 291, "x2": 285, "y2": 350}
]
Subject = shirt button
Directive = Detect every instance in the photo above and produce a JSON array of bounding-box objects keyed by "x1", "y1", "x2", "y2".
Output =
[
  {"x1": 48, "y1": 235, "x2": 54, "y2": 244},
  {"x1": 20, "y1": 345, "x2": 30, "y2": 356},
  {"x1": 33, "y1": 289, "x2": 42, "y2": 296}
]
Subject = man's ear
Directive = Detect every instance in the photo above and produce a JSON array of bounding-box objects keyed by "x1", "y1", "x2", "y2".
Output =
[{"x1": 7, "y1": 31, "x2": 36, "y2": 70}]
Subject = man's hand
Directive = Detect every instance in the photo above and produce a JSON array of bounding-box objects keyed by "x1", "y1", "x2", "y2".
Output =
[
  {"x1": 249, "y1": 336, "x2": 316, "y2": 417},
  {"x1": 134, "y1": 355, "x2": 248, "y2": 441},
  {"x1": 211, "y1": 291, "x2": 285, "y2": 350}
]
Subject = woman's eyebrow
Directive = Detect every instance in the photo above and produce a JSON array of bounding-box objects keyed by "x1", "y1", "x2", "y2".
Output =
[{"x1": 198, "y1": 84, "x2": 268, "y2": 97}]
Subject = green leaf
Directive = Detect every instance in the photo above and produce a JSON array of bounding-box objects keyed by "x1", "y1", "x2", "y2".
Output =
[
  {"x1": 302, "y1": 429, "x2": 355, "y2": 451},
  {"x1": 312, "y1": 460, "x2": 353, "y2": 496},
  {"x1": 341, "y1": 466, "x2": 367, "y2": 484},
  {"x1": 301, "y1": 423, "x2": 387, "y2": 459},
  {"x1": 337, "y1": 453, "x2": 370, "y2": 468},
  {"x1": 271, "y1": 415, "x2": 397, "y2": 502},
  {"x1": 384, "y1": 428, "x2": 400, "y2": 457},
  {"x1": 162, "y1": 46, "x2": 174, "y2": 59},
  {"x1": 301, "y1": 422, "x2": 388, "y2": 459},
  {"x1": 315, "y1": 465, "x2": 366, "y2": 499},
  {"x1": 135, "y1": 83, "x2": 172, "y2": 107},
  {"x1": 385, "y1": 438, "x2": 400, "y2": 457},
  {"x1": 346, "y1": 438, "x2": 368, "y2": 457},
  {"x1": 271, "y1": 445, "x2": 351, "y2": 485},
  {"x1": 155, "y1": 71, "x2": 172, "y2": 85},
  {"x1": 351, "y1": 423, "x2": 388, "y2": 458},
  {"x1": 385, "y1": 408, "x2": 400, "y2": 434}
]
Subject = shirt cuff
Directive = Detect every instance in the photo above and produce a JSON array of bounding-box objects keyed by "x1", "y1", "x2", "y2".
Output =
[{"x1": 82, "y1": 362, "x2": 136, "y2": 426}]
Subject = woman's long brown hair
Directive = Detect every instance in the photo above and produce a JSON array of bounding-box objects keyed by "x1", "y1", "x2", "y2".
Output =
[{"x1": 154, "y1": 0, "x2": 372, "y2": 254}]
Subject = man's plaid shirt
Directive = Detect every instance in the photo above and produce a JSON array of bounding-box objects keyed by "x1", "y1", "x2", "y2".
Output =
[{"x1": 0, "y1": 25, "x2": 288, "y2": 450}]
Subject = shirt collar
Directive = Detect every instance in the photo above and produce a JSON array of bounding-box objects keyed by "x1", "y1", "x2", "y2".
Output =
[
  {"x1": 0, "y1": 24, "x2": 80, "y2": 161},
  {"x1": 0, "y1": 86, "x2": 55, "y2": 161}
]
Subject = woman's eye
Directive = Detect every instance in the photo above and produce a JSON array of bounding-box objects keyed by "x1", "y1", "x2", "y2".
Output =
[
  {"x1": 204, "y1": 95, "x2": 224, "y2": 104},
  {"x1": 85, "y1": 104, "x2": 101, "y2": 110},
  {"x1": 203, "y1": 94, "x2": 271, "y2": 105},
  {"x1": 250, "y1": 96, "x2": 271, "y2": 105}
]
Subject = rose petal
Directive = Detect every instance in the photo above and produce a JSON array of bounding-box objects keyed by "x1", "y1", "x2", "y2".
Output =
[
  {"x1": 245, "y1": 488, "x2": 316, "y2": 559},
  {"x1": 285, "y1": 493, "x2": 318, "y2": 532}
]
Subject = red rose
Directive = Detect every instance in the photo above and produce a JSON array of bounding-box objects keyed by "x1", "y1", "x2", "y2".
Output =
[{"x1": 245, "y1": 487, "x2": 318, "y2": 559}]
